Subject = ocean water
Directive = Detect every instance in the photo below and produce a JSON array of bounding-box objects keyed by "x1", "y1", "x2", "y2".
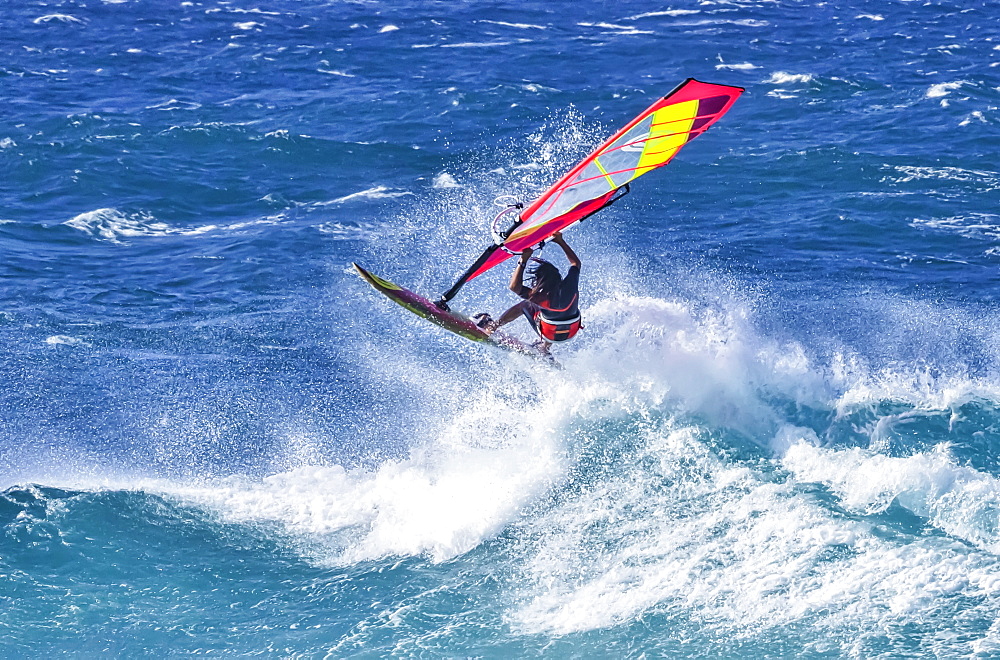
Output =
[{"x1": 3, "y1": 0, "x2": 1000, "y2": 656}]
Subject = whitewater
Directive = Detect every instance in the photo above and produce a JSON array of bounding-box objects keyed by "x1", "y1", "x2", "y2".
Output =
[{"x1": 3, "y1": 0, "x2": 1000, "y2": 657}]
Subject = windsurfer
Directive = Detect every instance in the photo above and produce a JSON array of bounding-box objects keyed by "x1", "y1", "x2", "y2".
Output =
[{"x1": 476, "y1": 232, "x2": 582, "y2": 350}]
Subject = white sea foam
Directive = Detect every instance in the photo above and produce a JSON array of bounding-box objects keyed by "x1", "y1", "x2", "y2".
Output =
[
  {"x1": 626, "y1": 10, "x2": 700, "y2": 19},
  {"x1": 432, "y1": 172, "x2": 460, "y2": 188},
  {"x1": 520, "y1": 82, "x2": 559, "y2": 93},
  {"x1": 501, "y1": 297, "x2": 1000, "y2": 643},
  {"x1": 228, "y1": 7, "x2": 280, "y2": 15},
  {"x1": 780, "y1": 435, "x2": 1000, "y2": 553},
  {"x1": 716, "y1": 62, "x2": 757, "y2": 71},
  {"x1": 314, "y1": 221, "x2": 377, "y2": 239},
  {"x1": 62, "y1": 208, "x2": 277, "y2": 243},
  {"x1": 911, "y1": 213, "x2": 1000, "y2": 241},
  {"x1": 167, "y1": 388, "x2": 570, "y2": 564},
  {"x1": 577, "y1": 22, "x2": 654, "y2": 35},
  {"x1": 33, "y1": 14, "x2": 85, "y2": 25},
  {"x1": 510, "y1": 417, "x2": 1000, "y2": 643},
  {"x1": 960, "y1": 110, "x2": 988, "y2": 126},
  {"x1": 166, "y1": 295, "x2": 815, "y2": 564},
  {"x1": 889, "y1": 164, "x2": 999, "y2": 186},
  {"x1": 32, "y1": 272, "x2": 1000, "y2": 655},
  {"x1": 562, "y1": 296, "x2": 824, "y2": 436},
  {"x1": 459, "y1": 297, "x2": 1000, "y2": 644},
  {"x1": 670, "y1": 18, "x2": 768, "y2": 28},
  {"x1": 64, "y1": 208, "x2": 185, "y2": 243},
  {"x1": 766, "y1": 71, "x2": 814, "y2": 85},
  {"x1": 378, "y1": 25, "x2": 399, "y2": 33},
  {"x1": 927, "y1": 81, "x2": 965, "y2": 98},
  {"x1": 145, "y1": 98, "x2": 201, "y2": 111},
  {"x1": 317, "y1": 186, "x2": 414, "y2": 205},
  {"x1": 45, "y1": 335, "x2": 91, "y2": 347},
  {"x1": 479, "y1": 20, "x2": 547, "y2": 30},
  {"x1": 439, "y1": 40, "x2": 520, "y2": 48}
]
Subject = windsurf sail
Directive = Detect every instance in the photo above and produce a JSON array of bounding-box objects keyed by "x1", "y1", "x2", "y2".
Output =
[{"x1": 437, "y1": 78, "x2": 743, "y2": 308}]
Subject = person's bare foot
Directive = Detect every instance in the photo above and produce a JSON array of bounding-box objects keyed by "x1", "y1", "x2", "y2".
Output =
[{"x1": 473, "y1": 313, "x2": 497, "y2": 334}]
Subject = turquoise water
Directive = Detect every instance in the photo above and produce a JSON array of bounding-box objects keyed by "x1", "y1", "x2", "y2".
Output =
[{"x1": 4, "y1": 0, "x2": 1000, "y2": 656}]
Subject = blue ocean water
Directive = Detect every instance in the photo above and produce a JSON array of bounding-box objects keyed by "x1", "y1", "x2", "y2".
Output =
[{"x1": 3, "y1": 0, "x2": 1000, "y2": 656}]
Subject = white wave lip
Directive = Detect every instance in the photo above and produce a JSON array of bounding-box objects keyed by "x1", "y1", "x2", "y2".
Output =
[
  {"x1": 564, "y1": 295, "x2": 825, "y2": 435},
  {"x1": 63, "y1": 208, "x2": 212, "y2": 243},
  {"x1": 781, "y1": 434, "x2": 1000, "y2": 553},
  {"x1": 315, "y1": 186, "x2": 414, "y2": 206},
  {"x1": 169, "y1": 401, "x2": 568, "y2": 564},
  {"x1": 63, "y1": 208, "x2": 278, "y2": 243}
]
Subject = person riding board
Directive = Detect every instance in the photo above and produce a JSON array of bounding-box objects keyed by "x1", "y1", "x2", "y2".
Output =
[{"x1": 475, "y1": 231, "x2": 582, "y2": 351}]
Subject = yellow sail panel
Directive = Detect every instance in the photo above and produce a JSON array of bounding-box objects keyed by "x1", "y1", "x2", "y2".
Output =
[{"x1": 634, "y1": 100, "x2": 699, "y2": 176}]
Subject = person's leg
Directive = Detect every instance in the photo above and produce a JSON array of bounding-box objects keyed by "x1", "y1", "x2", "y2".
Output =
[
  {"x1": 481, "y1": 300, "x2": 532, "y2": 334},
  {"x1": 499, "y1": 300, "x2": 531, "y2": 327}
]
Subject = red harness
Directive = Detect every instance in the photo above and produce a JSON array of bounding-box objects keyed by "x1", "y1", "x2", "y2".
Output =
[
  {"x1": 535, "y1": 310, "x2": 582, "y2": 342},
  {"x1": 532, "y1": 291, "x2": 581, "y2": 342}
]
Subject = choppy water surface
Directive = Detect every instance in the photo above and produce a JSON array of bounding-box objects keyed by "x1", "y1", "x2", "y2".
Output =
[{"x1": 3, "y1": 0, "x2": 1000, "y2": 656}]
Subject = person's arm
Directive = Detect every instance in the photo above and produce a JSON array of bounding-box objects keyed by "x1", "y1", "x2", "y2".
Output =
[
  {"x1": 508, "y1": 247, "x2": 534, "y2": 297},
  {"x1": 551, "y1": 232, "x2": 580, "y2": 268}
]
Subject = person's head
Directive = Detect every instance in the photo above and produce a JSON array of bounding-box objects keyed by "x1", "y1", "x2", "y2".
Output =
[{"x1": 527, "y1": 258, "x2": 561, "y2": 302}]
